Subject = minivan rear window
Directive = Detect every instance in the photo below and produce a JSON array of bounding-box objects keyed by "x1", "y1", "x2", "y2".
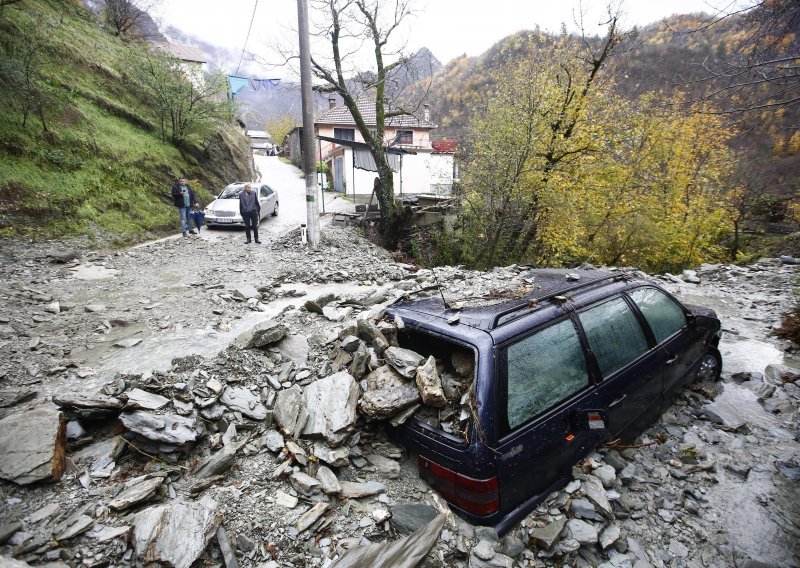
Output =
[
  {"x1": 505, "y1": 319, "x2": 589, "y2": 429},
  {"x1": 628, "y1": 287, "x2": 686, "y2": 343},
  {"x1": 578, "y1": 297, "x2": 648, "y2": 378}
]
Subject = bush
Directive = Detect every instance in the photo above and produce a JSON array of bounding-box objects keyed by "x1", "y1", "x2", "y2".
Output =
[{"x1": 774, "y1": 303, "x2": 800, "y2": 346}]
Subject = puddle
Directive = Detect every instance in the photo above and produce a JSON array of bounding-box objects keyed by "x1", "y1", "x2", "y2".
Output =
[{"x1": 721, "y1": 336, "x2": 786, "y2": 375}]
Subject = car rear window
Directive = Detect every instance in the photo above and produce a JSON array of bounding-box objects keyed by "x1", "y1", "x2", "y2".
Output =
[
  {"x1": 505, "y1": 318, "x2": 589, "y2": 429},
  {"x1": 628, "y1": 288, "x2": 687, "y2": 343},
  {"x1": 578, "y1": 297, "x2": 648, "y2": 378}
]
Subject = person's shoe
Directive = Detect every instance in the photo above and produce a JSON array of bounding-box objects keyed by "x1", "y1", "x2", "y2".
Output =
[
  {"x1": 254, "y1": 239, "x2": 261, "y2": 244},
  {"x1": 182, "y1": 232, "x2": 187, "y2": 237},
  {"x1": 244, "y1": 240, "x2": 251, "y2": 244},
  {"x1": 189, "y1": 230, "x2": 197, "y2": 235}
]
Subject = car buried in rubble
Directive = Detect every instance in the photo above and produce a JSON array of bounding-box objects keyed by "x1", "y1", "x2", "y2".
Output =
[{"x1": 386, "y1": 269, "x2": 722, "y2": 535}]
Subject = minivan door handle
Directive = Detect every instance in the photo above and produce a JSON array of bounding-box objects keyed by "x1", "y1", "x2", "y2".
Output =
[
  {"x1": 609, "y1": 394, "x2": 627, "y2": 408},
  {"x1": 665, "y1": 355, "x2": 679, "y2": 366}
]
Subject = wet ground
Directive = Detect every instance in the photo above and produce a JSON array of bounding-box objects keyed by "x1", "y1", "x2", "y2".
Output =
[{"x1": 0, "y1": 161, "x2": 798, "y2": 566}]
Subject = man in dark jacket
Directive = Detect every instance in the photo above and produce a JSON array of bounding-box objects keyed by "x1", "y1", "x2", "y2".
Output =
[
  {"x1": 239, "y1": 183, "x2": 261, "y2": 244},
  {"x1": 171, "y1": 177, "x2": 197, "y2": 237}
]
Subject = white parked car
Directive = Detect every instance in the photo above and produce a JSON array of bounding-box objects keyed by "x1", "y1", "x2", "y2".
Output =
[{"x1": 204, "y1": 182, "x2": 278, "y2": 227}]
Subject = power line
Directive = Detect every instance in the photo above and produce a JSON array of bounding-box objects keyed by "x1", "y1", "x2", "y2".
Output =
[{"x1": 235, "y1": 0, "x2": 259, "y2": 75}]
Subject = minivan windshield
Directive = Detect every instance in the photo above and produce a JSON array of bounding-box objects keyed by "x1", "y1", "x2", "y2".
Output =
[{"x1": 219, "y1": 184, "x2": 245, "y2": 199}]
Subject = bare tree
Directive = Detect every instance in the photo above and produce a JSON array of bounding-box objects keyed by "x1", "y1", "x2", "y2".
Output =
[
  {"x1": 687, "y1": 0, "x2": 800, "y2": 127},
  {"x1": 103, "y1": 0, "x2": 154, "y2": 37},
  {"x1": 307, "y1": 0, "x2": 429, "y2": 245}
]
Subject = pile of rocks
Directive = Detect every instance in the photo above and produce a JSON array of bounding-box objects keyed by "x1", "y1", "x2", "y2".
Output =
[{"x1": 1, "y1": 228, "x2": 799, "y2": 567}]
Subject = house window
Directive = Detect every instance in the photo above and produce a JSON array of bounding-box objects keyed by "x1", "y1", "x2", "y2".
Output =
[
  {"x1": 334, "y1": 128, "x2": 355, "y2": 141},
  {"x1": 397, "y1": 130, "x2": 413, "y2": 145}
]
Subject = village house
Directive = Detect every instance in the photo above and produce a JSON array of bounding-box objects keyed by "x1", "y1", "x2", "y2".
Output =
[
  {"x1": 285, "y1": 98, "x2": 457, "y2": 198},
  {"x1": 151, "y1": 42, "x2": 206, "y2": 88}
]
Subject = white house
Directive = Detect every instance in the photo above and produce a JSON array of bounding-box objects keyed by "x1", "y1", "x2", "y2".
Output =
[
  {"x1": 151, "y1": 42, "x2": 206, "y2": 88},
  {"x1": 285, "y1": 98, "x2": 456, "y2": 198}
]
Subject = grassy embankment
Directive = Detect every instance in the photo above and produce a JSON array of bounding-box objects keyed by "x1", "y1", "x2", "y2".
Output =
[{"x1": 0, "y1": 0, "x2": 250, "y2": 244}]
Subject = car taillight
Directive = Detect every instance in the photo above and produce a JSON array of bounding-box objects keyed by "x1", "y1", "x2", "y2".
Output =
[{"x1": 418, "y1": 456, "x2": 499, "y2": 516}]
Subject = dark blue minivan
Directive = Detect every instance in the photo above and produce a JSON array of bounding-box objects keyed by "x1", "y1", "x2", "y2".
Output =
[{"x1": 387, "y1": 269, "x2": 721, "y2": 535}]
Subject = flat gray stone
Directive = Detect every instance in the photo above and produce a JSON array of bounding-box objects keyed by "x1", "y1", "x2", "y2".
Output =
[
  {"x1": 301, "y1": 371, "x2": 359, "y2": 446},
  {"x1": 278, "y1": 334, "x2": 310, "y2": 366},
  {"x1": 339, "y1": 480, "x2": 385, "y2": 499},
  {"x1": 365, "y1": 454, "x2": 400, "y2": 478},
  {"x1": 119, "y1": 411, "x2": 200, "y2": 446},
  {"x1": 416, "y1": 355, "x2": 447, "y2": 407},
  {"x1": 273, "y1": 385, "x2": 303, "y2": 435},
  {"x1": 390, "y1": 502, "x2": 438, "y2": 535},
  {"x1": 219, "y1": 386, "x2": 267, "y2": 420},
  {"x1": 296, "y1": 502, "x2": 328, "y2": 532},
  {"x1": 109, "y1": 475, "x2": 165, "y2": 511},
  {"x1": 529, "y1": 517, "x2": 566, "y2": 550},
  {"x1": 263, "y1": 430, "x2": 285, "y2": 453},
  {"x1": 0, "y1": 406, "x2": 66, "y2": 485},
  {"x1": 315, "y1": 465, "x2": 342, "y2": 494},
  {"x1": 583, "y1": 476, "x2": 613, "y2": 517},
  {"x1": 384, "y1": 346, "x2": 425, "y2": 379},
  {"x1": 566, "y1": 518, "x2": 598, "y2": 545},
  {"x1": 313, "y1": 441, "x2": 350, "y2": 468},
  {"x1": 194, "y1": 445, "x2": 236, "y2": 478},
  {"x1": 236, "y1": 319, "x2": 287, "y2": 349},
  {"x1": 132, "y1": 496, "x2": 222, "y2": 568},
  {"x1": 704, "y1": 399, "x2": 746, "y2": 430},
  {"x1": 125, "y1": 388, "x2": 170, "y2": 411}
]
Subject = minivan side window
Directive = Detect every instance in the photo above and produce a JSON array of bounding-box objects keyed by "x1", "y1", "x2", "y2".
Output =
[
  {"x1": 628, "y1": 288, "x2": 687, "y2": 343},
  {"x1": 579, "y1": 297, "x2": 648, "y2": 378},
  {"x1": 505, "y1": 319, "x2": 589, "y2": 429}
]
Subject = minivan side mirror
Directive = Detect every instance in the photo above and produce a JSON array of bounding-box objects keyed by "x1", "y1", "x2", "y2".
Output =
[{"x1": 686, "y1": 312, "x2": 697, "y2": 328}]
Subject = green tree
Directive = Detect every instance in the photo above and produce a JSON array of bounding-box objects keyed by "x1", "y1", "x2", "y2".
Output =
[
  {"x1": 0, "y1": 21, "x2": 58, "y2": 131},
  {"x1": 127, "y1": 47, "x2": 230, "y2": 145}
]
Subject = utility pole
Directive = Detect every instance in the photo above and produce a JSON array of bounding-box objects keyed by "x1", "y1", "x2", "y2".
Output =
[{"x1": 297, "y1": 0, "x2": 319, "y2": 246}]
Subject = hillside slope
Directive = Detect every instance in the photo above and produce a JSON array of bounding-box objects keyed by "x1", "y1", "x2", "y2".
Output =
[
  {"x1": 0, "y1": 0, "x2": 255, "y2": 243},
  {"x1": 424, "y1": 13, "x2": 799, "y2": 204}
]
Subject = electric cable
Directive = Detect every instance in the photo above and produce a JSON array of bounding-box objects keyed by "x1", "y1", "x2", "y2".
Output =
[{"x1": 235, "y1": 0, "x2": 259, "y2": 75}]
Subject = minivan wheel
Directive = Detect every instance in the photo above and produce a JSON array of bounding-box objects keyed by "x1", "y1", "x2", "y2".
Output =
[
  {"x1": 272, "y1": 201, "x2": 279, "y2": 216},
  {"x1": 697, "y1": 348, "x2": 722, "y2": 382}
]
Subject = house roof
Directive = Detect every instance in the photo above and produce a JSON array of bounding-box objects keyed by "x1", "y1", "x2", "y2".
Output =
[
  {"x1": 247, "y1": 130, "x2": 271, "y2": 139},
  {"x1": 316, "y1": 98, "x2": 436, "y2": 129},
  {"x1": 152, "y1": 42, "x2": 206, "y2": 63}
]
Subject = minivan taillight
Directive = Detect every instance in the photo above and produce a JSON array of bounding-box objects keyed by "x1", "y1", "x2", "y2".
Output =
[{"x1": 418, "y1": 456, "x2": 499, "y2": 516}]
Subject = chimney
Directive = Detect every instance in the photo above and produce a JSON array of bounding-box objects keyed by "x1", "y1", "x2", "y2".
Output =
[
  {"x1": 423, "y1": 104, "x2": 431, "y2": 122},
  {"x1": 328, "y1": 97, "x2": 337, "y2": 109}
]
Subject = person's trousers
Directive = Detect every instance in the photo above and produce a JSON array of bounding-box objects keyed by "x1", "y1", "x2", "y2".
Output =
[
  {"x1": 242, "y1": 210, "x2": 259, "y2": 242},
  {"x1": 178, "y1": 207, "x2": 191, "y2": 233}
]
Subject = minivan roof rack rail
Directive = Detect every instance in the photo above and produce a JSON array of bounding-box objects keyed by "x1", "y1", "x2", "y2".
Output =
[{"x1": 489, "y1": 272, "x2": 626, "y2": 329}]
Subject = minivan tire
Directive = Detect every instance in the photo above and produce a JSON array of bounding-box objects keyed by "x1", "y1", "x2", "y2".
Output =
[{"x1": 697, "y1": 347, "x2": 722, "y2": 382}]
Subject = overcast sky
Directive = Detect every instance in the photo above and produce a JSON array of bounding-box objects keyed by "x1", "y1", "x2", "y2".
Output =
[{"x1": 153, "y1": 0, "x2": 728, "y2": 76}]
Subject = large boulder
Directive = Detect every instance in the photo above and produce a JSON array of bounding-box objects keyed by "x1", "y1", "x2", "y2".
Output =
[
  {"x1": 0, "y1": 406, "x2": 66, "y2": 485},
  {"x1": 274, "y1": 385, "x2": 304, "y2": 435},
  {"x1": 301, "y1": 371, "x2": 359, "y2": 446},
  {"x1": 416, "y1": 356, "x2": 447, "y2": 408},
  {"x1": 235, "y1": 319, "x2": 287, "y2": 349},
  {"x1": 132, "y1": 497, "x2": 222, "y2": 568},
  {"x1": 219, "y1": 386, "x2": 267, "y2": 420},
  {"x1": 384, "y1": 346, "x2": 425, "y2": 379},
  {"x1": 359, "y1": 365, "x2": 420, "y2": 420}
]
